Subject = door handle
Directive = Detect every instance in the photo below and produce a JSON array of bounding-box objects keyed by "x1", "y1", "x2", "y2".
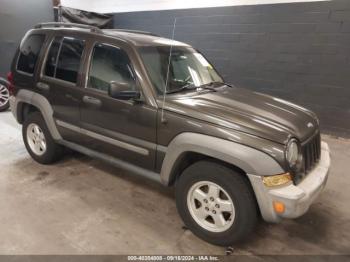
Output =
[
  {"x1": 65, "y1": 94, "x2": 79, "y2": 102},
  {"x1": 82, "y1": 95, "x2": 102, "y2": 107},
  {"x1": 36, "y1": 82, "x2": 50, "y2": 91}
]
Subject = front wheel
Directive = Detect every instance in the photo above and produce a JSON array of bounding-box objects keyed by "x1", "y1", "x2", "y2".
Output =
[{"x1": 176, "y1": 161, "x2": 258, "y2": 246}]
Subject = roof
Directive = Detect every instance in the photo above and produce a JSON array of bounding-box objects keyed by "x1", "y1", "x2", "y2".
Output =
[
  {"x1": 102, "y1": 29, "x2": 189, "y2": 47},
  {"x1": 34, "y1": 22, "x2": 189, "y2": 48}
]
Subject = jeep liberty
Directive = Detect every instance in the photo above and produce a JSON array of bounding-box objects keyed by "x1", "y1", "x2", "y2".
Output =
[{"x1": 9, "y1": 23, "x2": 331, "y2": 246}]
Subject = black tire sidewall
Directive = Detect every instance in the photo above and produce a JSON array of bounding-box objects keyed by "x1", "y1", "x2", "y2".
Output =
[
  {"x1": 22, "y1": 112, "x2": 61, "y2": 164},
  {"x1": 176, "y1": 161, "x2": 258, "y2": 246},
  {"x1": 0, "y1": 102, "x2": 9, "y2": 112}
]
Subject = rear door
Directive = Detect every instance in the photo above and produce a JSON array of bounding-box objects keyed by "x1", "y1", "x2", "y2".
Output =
[{"x1": 39, "y1": 34, "x2": 86, "y2": 143}]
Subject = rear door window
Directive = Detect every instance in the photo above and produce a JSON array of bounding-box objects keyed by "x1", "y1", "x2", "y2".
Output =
[
  {"x1": 17, "y1": 34, "x2": 45, "y2": 75},
  {"x1": 56, "y1": 37, "x2": 84, "y2": 83},
  {"x1": 44, "y1": 36, "x2": 61, "y2": 77},
  {"x1": 44, "y1": 36, "x2": 84, "y2": 84}
]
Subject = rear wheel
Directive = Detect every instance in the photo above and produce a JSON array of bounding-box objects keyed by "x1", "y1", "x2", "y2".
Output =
[
  {"x1": 176, "y1": 160, "x2": 258, "y2": 246},
  {"x1": 0, "y1": 83, "x2": 10, "y2": 111},
  {"x1": 23, "y1": 112, "x2": 64, "y2": 164}
]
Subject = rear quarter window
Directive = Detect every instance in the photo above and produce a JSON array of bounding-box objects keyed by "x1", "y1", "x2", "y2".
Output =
[{"x1": 16, "y1": 34, "x2": 45, "y2": 75}]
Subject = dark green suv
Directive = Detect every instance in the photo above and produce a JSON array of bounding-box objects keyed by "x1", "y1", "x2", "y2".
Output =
[{"x1": 9, "y1": 22, "x2": 331, "y2": 246}]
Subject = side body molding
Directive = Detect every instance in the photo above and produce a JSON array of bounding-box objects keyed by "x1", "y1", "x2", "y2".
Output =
[
  {"x1": 11, "y1": 89, "x2": 62, "y2": 140},
  {"x1": 160, "y1": 132, "x2": 284, "y2": 185}
]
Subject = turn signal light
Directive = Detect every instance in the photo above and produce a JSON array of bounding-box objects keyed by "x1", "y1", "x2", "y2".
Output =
[
  {"x1": 273, "y1": 201, "x2": 285, "y2": 214},
  {"x1": 263, "y1": 173, "x2": 292, "y2": 187}
]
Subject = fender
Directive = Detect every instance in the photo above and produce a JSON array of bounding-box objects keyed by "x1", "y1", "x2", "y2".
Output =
[
  {"x1": 10, "y1": 89, "x2": 62, "y2": 140},
  {"x1": 0, "y1": 77, "x2": 10, "y2": 86},
  {"x1": 160, "y1": 132, "x2": 284, "y2": 185}
]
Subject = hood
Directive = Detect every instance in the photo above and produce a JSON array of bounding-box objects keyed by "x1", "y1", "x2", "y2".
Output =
[{"x1": 162, "y1": 86, "x2": 319, "y2": 144}]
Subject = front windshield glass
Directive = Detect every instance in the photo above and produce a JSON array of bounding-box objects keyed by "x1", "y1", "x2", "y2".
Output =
[{"x1": 138, "y1": 46, "x2": 223, "y2": 94}]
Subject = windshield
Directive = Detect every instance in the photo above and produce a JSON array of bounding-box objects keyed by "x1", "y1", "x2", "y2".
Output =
[{"x1": 138, "y1": 46, "x2": 223, "y2": 94}]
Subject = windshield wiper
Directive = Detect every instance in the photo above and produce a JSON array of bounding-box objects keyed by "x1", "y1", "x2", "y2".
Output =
[
  {"x1": 197, "y1": 85, "x2": 217, "y2": 92},
  {"x1": 165, "y1": 81, "x2": 231, "y2": 94},
  {"x1": 206, "y1": 81, "x2": 233, "y2": 88},
  {"x1": 196, "y1": 81, "x2": 232, "y2": 92},
  {"x1": 166, "y1": 83, "x2": 197, "y2": 94}
]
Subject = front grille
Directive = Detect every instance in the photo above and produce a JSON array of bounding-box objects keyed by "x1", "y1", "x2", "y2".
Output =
[{"x1": 302, "y1": 132, "x2": 321, "y2": 173}]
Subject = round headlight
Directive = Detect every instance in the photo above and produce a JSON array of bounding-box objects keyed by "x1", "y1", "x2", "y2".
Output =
[{"x1": 286, "y1": 139, "x2": 299, "y2": 167}]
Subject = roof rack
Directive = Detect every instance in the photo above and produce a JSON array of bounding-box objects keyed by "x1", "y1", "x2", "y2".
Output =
[
  {"x1": 109, "y1": 29, "x2": 159, "y2": 37},
  {"x1": 34, "y1": 22, "x2": 102, "y2": 33}
]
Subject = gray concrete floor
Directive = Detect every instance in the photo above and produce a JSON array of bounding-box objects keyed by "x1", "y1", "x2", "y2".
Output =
[{"x1": 0, "y1": 110, "x2": 349, "y2": 255}]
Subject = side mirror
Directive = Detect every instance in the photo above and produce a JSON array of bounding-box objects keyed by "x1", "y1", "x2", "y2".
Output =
[{"x1": 108, "y1": 81, "x2": 141, "y2": 101}]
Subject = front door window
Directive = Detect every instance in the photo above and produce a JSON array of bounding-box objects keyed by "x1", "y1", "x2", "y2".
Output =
[{"x1": 88, "y1": 43, "x2": 136, "y2": 92}]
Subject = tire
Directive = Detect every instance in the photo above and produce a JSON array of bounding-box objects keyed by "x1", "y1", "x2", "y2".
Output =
[
  {"x1": 23, "y1": 112, "x2": 64, "y2": 164},
  {"x1": 176, "y1": 160, "x2": 258, "y2": 246},
  {"x1": 0, "y1": 81, "x2": 10, "y2": 112}
]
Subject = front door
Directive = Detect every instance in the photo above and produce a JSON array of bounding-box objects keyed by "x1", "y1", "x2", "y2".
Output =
[{"x1": 80, "y1": 42, "x2": 157, "y2": 170}]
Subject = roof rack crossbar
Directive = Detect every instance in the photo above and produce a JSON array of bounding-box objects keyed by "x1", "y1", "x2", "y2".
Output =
[
  {"x1": 110, "y1": 29, "x2": 159, "y2": 37},
  {"x1": 34, "y1": 22, "x2": 102, "y2": 33}
]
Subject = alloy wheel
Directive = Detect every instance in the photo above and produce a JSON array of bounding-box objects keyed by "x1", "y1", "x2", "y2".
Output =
[
  {"x1": 26, "y1": 123, "x2": 47, "y2": 156},
  {"x1": 0, "y1": 84, "x2": 9, "y2": 108},
  {"x1": 187, "y1": 181, "x2": 235, "y2": 232}
]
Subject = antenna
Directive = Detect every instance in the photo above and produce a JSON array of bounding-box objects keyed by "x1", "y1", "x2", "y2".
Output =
[{"x1": 161, "y1": 17, "x2": 177, "y2": 124}]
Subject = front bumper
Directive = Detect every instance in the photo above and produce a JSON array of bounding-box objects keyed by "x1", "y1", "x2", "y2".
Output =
[{"x1": 248, "y1": 141, "x2": 331, "y2": 223}]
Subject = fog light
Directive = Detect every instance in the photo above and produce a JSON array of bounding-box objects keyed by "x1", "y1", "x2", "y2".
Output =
[
  {"x1": 273, "y1": 201, "x2": 285, "y2": 214},
  {"x1": 263, "y1": 173, "x2": 292, "y2": 187}
]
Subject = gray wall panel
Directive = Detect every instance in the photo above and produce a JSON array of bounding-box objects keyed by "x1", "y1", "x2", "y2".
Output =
[{"x1": 113, "y1": 0, "x2": 350, "y2": 137}]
